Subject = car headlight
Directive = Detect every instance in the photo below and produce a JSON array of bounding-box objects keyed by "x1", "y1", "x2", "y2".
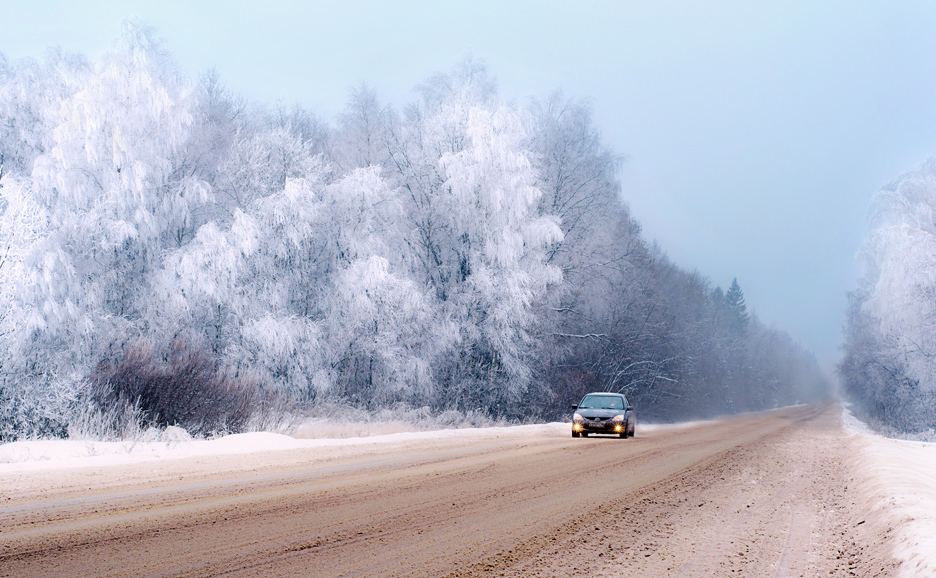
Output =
[
  {"x1": 612, "y1": 414, "x2": 625, "y2": 422},
  {"x1": 573, "y1": 413, "x2": 584, "y2": 423}
]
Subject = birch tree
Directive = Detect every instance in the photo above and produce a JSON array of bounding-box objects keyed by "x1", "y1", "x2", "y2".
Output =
[
  {"x1": 23, "y1": 20, "x2": 209, "y2": 376},
  {"x1": 840, "y1": 158, "x2": 936, "y2": 431}
]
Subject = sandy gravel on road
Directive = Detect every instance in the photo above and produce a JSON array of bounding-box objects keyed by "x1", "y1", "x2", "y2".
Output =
[{"x1": 0, "y1": 404, "x2": 899, "y2": 577}]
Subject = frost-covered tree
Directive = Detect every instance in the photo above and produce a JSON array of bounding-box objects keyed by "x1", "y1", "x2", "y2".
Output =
[
  {"x1": 383, "y1": 60, "x2": 565, "y2": 412},
  {"x1": 527, "y1": 93, "x2": 624, "y2": 270},
  {"x1": 840, "y1": 158, "x2": 936, "y2": 432},
  {"x1": 333, "y1": 83, "x2": 390, "y2": 173},
  {"x1": 0, "y1": 30, "x2": 831, "y2": 440},
  {"x1": 161, "y1": 169, "x2": 326, "y2": 395},
  {"x1": 215, "y1": 125, "x2": 320, "y2": 215},
  {"x1": 436, "y1": 106, "x2": 563, "y2": 406},
  {"x1": 523, "y1": 93, "x2": 660, "y2": 414},
  {"x1": 863, "y1": 161, "x2": 936, "y2": 387},
  {"x1": 0, "y1": 176, "x2": 58, "y2": 441},
  {"x1": 0, "y1": 177, "x2": 44, "y2": 333},
  {"x1": 271, "y1": 102, "x2": 331, "y2": 160},
  {"x1": 183, "y1": 69, "x2": 246, "y2": 199},
  {"x1": 20, "y1": 21, "x2": 210, "y2": 377},
  {"x1": 161, "y1": 160, "x2": 435, "y2": 404},
  {"x1": 325, "y1": 255, "x2": 435, "y2": 404},
  {"x1": 0, "y1": 49, "x2": 88, "y2": 179}
]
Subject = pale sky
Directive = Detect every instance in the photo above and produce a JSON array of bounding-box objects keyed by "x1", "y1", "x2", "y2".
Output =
[{"x1": 6, "y1": 0, "x2": 936, "y2": 374}]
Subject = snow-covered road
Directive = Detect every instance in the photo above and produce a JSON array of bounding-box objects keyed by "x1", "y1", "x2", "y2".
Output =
[{"x1": 0, "y1": 404, "x2": 931, "y2": 577}]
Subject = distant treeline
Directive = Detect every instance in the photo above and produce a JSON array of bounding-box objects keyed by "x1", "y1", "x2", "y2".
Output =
[
  {"x1": 0, "y1": 22, "x2": 829, "y2": 440},
  {"x1": 840, "y1": 159, "x2": 936, "y2": 434}
]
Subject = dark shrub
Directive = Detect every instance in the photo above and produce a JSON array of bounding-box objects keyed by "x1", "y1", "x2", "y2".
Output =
[{"x1": 90, "y1": 340, "x2": 257, "y2": 435}]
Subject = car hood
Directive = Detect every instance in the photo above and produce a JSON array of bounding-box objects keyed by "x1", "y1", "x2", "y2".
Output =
[{"x1": 577, "y1": 408, "x2": 625, "y2": 419}]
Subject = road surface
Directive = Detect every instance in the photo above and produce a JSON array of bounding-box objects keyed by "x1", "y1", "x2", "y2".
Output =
[{"x1": 0, "y1": 404, "x2": 897, "y2": 577}]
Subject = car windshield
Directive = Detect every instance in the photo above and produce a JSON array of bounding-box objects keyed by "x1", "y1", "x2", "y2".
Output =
[{"x1": 578, "y1": 395, "x2": 624, "y2": 410}]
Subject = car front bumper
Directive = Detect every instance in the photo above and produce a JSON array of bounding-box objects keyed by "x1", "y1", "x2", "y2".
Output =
[{"x1": 573, "y1": 421, "x2": 626, "y2": 434}]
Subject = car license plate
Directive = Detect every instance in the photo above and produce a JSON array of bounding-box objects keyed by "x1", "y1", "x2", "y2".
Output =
[{"x1": 591, "y1": 421, "x2": 605, "y2": 428}]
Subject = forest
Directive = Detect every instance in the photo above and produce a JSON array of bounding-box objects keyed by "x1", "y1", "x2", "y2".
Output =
[
  {"x1": 0, "y1": 23, "x2": 830, "y2": 441},
  {"x1": 840, "y1": 159, "x2": 936, "y2": 435}
]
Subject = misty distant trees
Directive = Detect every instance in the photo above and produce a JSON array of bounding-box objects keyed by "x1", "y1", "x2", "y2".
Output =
[
  {"x1": 0, "y1": 23, "x2": 829, "y2": 440},
  {"x1": 840, "y1": 159, "x2": 936, "y2": 434}
]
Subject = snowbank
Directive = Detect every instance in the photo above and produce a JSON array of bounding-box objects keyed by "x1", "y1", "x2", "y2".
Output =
[
  {"x1": 0, "y1": 421, "x2": 679, "y2": 473},
  {"x1": 844, "y1": 409, "x2": 936, "y2": 577}
]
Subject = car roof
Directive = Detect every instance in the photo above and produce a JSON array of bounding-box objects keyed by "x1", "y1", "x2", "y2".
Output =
[{"x1": 582, "y1": 392, "x2": 625, "y2": 397}]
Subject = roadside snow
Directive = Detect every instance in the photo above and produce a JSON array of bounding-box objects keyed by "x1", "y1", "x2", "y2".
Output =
[
  {"x1": 0, "y1": 422, "x2": 671, "y2": 473},
  {"x1": 0, "y1": 423, "x2": 543, "y2": 472},
  {"x1": 844, "y1": 408, "x2": 936, "y2": 577}
]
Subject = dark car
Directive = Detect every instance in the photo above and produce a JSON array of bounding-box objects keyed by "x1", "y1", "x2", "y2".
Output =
[{"x1": 571, "y1": 392, "x2": 635, "y2": 438}]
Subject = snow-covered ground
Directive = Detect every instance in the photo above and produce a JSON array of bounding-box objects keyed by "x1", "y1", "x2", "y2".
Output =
[
  {"x1": 7, "y1": 410, "x2": 936, "y2": 576},
  {"x1": 4, "y1": 411, "x2": 932, "y2": 575},
  {"x1": 0, "y1": 423, "x2": 551, "y2": 472},
  {"x1": 0, "y1": 421, "x2": 699, "y2": 473},
  {"x1": 843, "y1": 409, "x2": 936, "y2": 577},
  {"x1": 0, "y1": 421, "x2": 686, "y2": 475}
]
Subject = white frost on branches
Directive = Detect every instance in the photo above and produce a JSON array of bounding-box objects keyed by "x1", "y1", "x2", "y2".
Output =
[
  {"x1": 0, "y1": 30, "x2": 830, "y2": 440},
  {"x1": 861, "y1": 158, "x2": 936, "y2": 390}
]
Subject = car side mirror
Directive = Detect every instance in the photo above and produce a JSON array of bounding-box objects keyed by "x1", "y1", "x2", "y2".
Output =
[
  {"x1": 571, "y1": 404, "x2": 578, "y2": 410},
  {"x1": 627, "y1": 405, "x2": 634, "y2": 411}
]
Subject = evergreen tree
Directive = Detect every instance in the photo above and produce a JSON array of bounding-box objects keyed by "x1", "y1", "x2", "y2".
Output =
[{"x1": 725, "y1": 278, "x2": 749, "y2": 335}]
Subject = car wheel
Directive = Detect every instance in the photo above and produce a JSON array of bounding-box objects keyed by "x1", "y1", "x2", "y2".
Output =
[
  {"x1": 572, "y1": 431, "x2": 580, "y2": 438},
  {"x1": 619, "y1": 432, "x2": 626, "y2": 439}
]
